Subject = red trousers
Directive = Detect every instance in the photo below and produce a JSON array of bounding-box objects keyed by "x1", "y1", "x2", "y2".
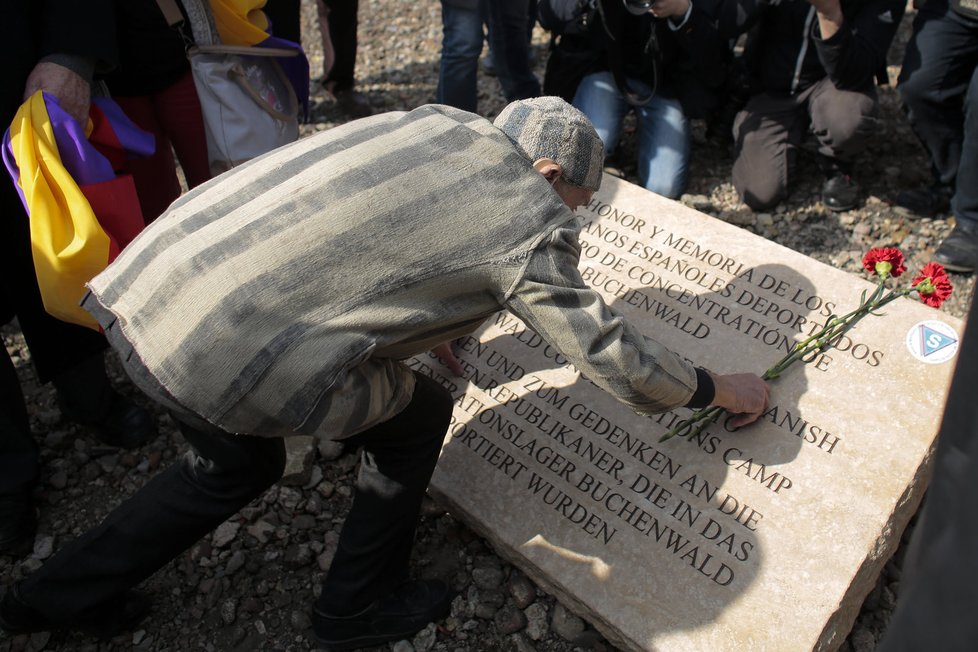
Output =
[{"x1": 114, "y1": 70, "x2": 212, "y2": 223}]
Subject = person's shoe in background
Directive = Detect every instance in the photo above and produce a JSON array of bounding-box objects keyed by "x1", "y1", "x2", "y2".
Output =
[
  {"x1": 822, "y1": 172, "x2": 861, "y2": 212},
  {"x1": 323, "y1": 79, "x2": 374, "y2": 119},
  {"x1": 334, "y1": 89, "x2": 374, "y2": 119},
  {"x1": 934, "y1": 221, "x2": 978, "y2": 274},
  {"x1": 894, "y1": 183, "x2": 953, "y2": 218}
]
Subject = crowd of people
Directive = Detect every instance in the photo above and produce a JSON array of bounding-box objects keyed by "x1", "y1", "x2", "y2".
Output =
[
  {"x1": 427, "y1": 0, "x2": 977, "y2": 275},
  {"x1": 1, "y1": 0, "x2": 975, "y2": 650}
]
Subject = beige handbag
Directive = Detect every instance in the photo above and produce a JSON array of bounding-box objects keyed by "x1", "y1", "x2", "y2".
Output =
[{"x1": 157, "y1": 0, "x2": 300, "y2": 175}]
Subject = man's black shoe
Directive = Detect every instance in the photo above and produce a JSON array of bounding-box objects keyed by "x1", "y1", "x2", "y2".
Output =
[
  {"x1": 934, "y1": 222, "x2": 978, "y2": 274},
  {"x1": 895, "y1": 184, "x2": 953, "y2": 217},
  {"x1": 0, "y1": 584, "x2": 151, "y2": 640},
  {"x1": 0, "y1": 495, "x2": 36, "y2": 558},
  {"x1": 312, "y1": 579, "x2": 453, "y2": 651},
  {"x1": 822, "y1": 173, "x2": 861, "y2": 212}
]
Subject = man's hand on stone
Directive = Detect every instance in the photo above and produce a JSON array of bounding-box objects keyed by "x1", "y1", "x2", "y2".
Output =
[
  {"x1": 709, "y1": 373, "x2": 770, "y2": 429},
  {"x1": 432, "y1": 341, "x2": 464, "y2": 377},
  {"x1": 23, "y1": 62, "x2": 90, "y2": 127}
]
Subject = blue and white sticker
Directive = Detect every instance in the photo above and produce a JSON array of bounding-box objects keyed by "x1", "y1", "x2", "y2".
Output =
[{"x1": 906, "y1": 320, "x2": 959, "y2": 364}]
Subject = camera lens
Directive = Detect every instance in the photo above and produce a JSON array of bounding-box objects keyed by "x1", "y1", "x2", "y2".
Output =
[{"x1": 622, "y1": 0, "x2": 654, "y2": 15}]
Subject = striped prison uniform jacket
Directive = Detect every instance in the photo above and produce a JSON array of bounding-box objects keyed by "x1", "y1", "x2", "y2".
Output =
[{"x1": 86, "y1": 104, "x2": 699, "y2": 440}]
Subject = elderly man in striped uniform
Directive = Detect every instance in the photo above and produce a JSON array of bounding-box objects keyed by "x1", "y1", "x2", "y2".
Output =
[{"x1": 0, "y1": 97, "x2": 768, "y2": 648}]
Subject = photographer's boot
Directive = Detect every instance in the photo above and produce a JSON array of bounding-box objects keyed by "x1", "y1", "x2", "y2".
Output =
[
  {"x1": 819, "y1": 156, "x2": 861, "y2": 212},
  {"x1": 935, "y1": 220, "x2": 978, "y2": 274},
  {"x1": 895, "y1": 183, "x2": 953, "y2": 218}
]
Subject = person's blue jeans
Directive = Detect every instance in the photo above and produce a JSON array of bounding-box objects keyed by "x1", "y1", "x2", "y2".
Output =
[
  {"x1": 437, "y1": 0, "x2": 485, "y2": 112},
  {"x1": 484, "y1": 0, "x2": 540, "y2": 103},
  {"x1": 573, "y1": 71, "x2": 690, "y2": 199},
  {"x1": 437, "y1": 0, "x2": 540, "y2": 113}
]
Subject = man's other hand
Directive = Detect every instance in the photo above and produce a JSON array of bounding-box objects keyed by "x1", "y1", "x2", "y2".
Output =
[{"x1": 432, "y1": 341, "x2": 464, "y2": 377}]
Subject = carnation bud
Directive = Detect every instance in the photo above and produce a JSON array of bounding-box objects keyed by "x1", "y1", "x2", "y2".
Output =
[
  {"x1": 875, "y1": 261, "x2": 892, "y2": 278},
  {"x1": 916, "y1": 277, "x2": 936, "y2": 295}
]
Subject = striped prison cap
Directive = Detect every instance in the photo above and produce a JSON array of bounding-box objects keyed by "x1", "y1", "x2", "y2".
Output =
[{"x1": 493, "y1": 96, "x2": 604, "y2": 192}]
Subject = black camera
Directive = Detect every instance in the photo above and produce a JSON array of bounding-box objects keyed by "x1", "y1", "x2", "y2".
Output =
[{"x1": 622, "y1": 0, "x2": 654, "y2": 15}]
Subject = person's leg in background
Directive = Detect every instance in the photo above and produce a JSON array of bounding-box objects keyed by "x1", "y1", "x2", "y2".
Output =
[
  {"x1": 896, "y1": 0, "x2": 978, "y2": 272},
  {"x1": 731, "y1": 92, "x2": 807, "y2": 211},
  {"x1": 0, "y1": 181, "x2": 155, "y2": 558},
  {"x1": 322, "y1": 0, "x2": 373, "y2": 118},
  {"x1": 485, "y1": 0, "x2": 540, "y2": 102},
  {"x1": 808, "y1": 76, "x2": 878, "y2": 212},
  {"x1": 152, "y1": 70, "x2": 212, "y2": 191},
  {"x1": 313, "y1": 372, "x2": 455, "y2": 648},
  {"x1": 483, "y1": 0, "x2": 537, "y2": 75},
  {"x1": 896, "y1": 0, "x2": 978, "y2": 217},
  {"x1": 111, "y1": 94, "x2": 183, "y2": 223},
  {"x1": 573, "y1": 71, "x2": 630, "y2": 168},
  {"x1": 7, "y1": 198, "x2": 155, "y2": 434},
  {"x1": 437, "y1": 0, "x2": 485, "y2": 112},
  {"x1": 113, "y1": 70, "x2": 211, "y2": 223},
  {"x1": 0, "y1": 334, "x2": 38, "y2": 557},
  {"x1": 635, "y1": 93, "x2": 691, "y2": 199},
  {"x1": 936, "y1": 61, "x2": 978, "y2": 273}
]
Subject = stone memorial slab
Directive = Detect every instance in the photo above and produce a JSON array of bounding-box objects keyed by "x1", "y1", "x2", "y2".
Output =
[{"x1": 410, "y1": 175, "x2": 963, "y2": 651}]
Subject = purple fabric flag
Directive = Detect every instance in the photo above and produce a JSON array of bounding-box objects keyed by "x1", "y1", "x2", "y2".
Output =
[{"x1": 3, "y1": 93, "x2": 155, "y2": 213}]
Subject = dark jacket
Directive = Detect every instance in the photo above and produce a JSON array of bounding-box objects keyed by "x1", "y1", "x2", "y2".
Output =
[
  {"x1": 540, "y1": 0, "x2": 728, "y2": 118},
  {"x1": 103, "y1": 0, "x2": 194, "y2": 97},
  {"x1": 2, "y1": 0, "x2": 118, "y2": 370},
  {"x1": 716, "y1": 0, "x2": 905, "y2": 94},
  {"x1": 4, "y1": 0, "x2": 117, "y2": 120}
]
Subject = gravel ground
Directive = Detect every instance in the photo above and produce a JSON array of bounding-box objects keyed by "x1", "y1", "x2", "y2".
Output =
[{"x1": 2, "y1": 2, "x2": 973, "y2": 651}]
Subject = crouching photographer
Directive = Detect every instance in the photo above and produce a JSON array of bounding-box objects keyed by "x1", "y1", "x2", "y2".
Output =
[{"x1": 539, "y1": 0, "x2": 728, "y2": 198}]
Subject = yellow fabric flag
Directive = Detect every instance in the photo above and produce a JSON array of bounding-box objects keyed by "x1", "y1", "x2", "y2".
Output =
[
  {"x1": 8, "y1": 92, "x2": 110, "y2": 330},
  {"x1": 210, "y1": 0, "x2": 270, "y2": 46}
]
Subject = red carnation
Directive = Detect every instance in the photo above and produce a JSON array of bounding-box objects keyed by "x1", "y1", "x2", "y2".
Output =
[
  {"x1": 862, "y1": 248, "x2": 906, "y2": 278},
  {"x1": 912, "y1": 262, "x2": 953, "y2": 308}
]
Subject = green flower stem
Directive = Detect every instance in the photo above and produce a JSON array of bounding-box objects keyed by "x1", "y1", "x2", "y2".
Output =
[
  {"x1": 658, "y1": 280, "x2": 918, "y2": 443},
  {"x1": 658, "y1": 405, "x2": 723, "y2": 443}
]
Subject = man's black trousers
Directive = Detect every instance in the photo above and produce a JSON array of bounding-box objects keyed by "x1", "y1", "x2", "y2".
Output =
[{"x1": 17, "y1": 371, "x2": 453, "y2": 624}]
